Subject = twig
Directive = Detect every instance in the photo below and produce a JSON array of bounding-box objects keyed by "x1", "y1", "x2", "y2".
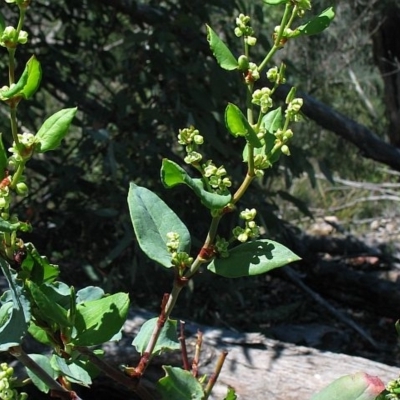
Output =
[
  {"x1": 74, "y1": 348, "x2": 154, "y2": 400},
  {"x1": 203, "y1": 350, "x2": 228, "y2": 399},
  {"x1": 191, "y1": 330, "x2": 203, "y2": 378},
  {"x1": 9, "y1": 346, "x2": 82, "y2": 400},
  {"x1": 283, "y1": 266, "x2": 379, "y2": 349},
  {"x1": 178, "y1": 320, "x2": 190, "y2": 371},
  {"x1": 131, "y1": 293, "x2": 170, "y2": 378}
]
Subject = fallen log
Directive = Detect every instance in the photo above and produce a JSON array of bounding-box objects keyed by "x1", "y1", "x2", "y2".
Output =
[{"x1": 101, "y1": 308, "x2": 400, "y2": 400}]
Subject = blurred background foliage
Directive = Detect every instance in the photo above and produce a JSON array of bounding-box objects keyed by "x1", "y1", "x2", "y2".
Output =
[{"x1": 2, "y1": 0, "x2": 399, "y2": 326}]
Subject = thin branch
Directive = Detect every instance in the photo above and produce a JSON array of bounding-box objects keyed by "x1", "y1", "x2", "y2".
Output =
[
  {"x1": 191, "y1": 330, "x2": 203, "y2": 378},
  {"x1": 9, "y1": 346, "x2": 83, "y2": 400},
  {"x1": 203, "y1": 351, "x2": 228, "y2": 399},
  {"x1": 179, "y1": 320, "x2": 190, "y2": 371}
]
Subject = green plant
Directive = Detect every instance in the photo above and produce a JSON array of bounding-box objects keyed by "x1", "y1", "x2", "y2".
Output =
[{"x1": 4, "y1": 0, "x2": 394, "y2": 399}]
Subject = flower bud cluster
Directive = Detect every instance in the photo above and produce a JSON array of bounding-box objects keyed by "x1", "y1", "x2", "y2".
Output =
[
  {"x1": 386, "y1": 377, "x2": 400, "y2": 400},
  {"x1": 0, "y1": 27, "x2": 28, "y2": 48},
  {"x1": 252, "y1": 88, "x2": 273, "y2": 114},
  {"x1": 203, "y1": 161, "x2": 232, "y2": 194},
  {"x1": 273, "y1": 128, "x2": 293, "y2": 156},
  {"x1": 178, "y1": 127, "x2": 204, "y2": 165},
  {"x1": 215, "y1": 236, "x2": 229, "y2": 258},
  {"x1": 233, "y1": 208, "x2": 260, "y2": 243},
  {"x1": 285, "y1": 98, "x2": 303, "y2": 122},
  {"x1": 244, "y1": 62, "x2": 260, "y2": 84},
  {"x1": 234, "y1": 14, "x2": 256, "y2": 46},
  {"x1": 267, "y1": 65, "x2": 286, "y2": 85},
  {"x1": 166, "y1": 232, "x2": 193, "y2": 271},
  {"x1": 0, "y1": 363, "x2": 27, "y2": 400}
]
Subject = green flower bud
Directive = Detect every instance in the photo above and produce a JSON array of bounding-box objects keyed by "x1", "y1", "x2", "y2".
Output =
[
  {"x1": 240, "y1": 208, "x2": 257, "y2": 221},
  {"x1": 281, "y1": 144, "x2": 290, "y2": 156},
  {"x1": 238, "y1": 55, "x2": 250, "y2": 71},
  {"x1": 18, "y1": 30, "x2": 28, "y2": 44},
  {"x1": 234, "y1": 27, "x2": 243, "y2": 37},
  {"x1": 15, "y1": 182, "x2": 28, "y2": 196},
  {"x1": 245, "y1": 36, "x2": 257, "y2": 46},
  {"x1": 266, "y1": 66, "x2": 278, "y2": 83},
  {"x1": 184, "y1": 151, "x2": 202, "y2": 164}
]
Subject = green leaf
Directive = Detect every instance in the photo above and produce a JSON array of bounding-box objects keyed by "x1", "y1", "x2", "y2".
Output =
[
  {"x1": 296, "y1": 7, "x2": 335, "y2": 36},
  {"x1": 262, "y1": 107, "x2": 283, "y2": 134},
  {"x1": 208, "y1": 239, "x2": 300, "y2": 278},
  {"x1": 132, "y1": 317, "x2": 180, "y2": 356},
  {"x1": 20, "y1": 55, "x2": 42, "y2": 99},
  {"x1": 0, "y1": 67, "x2": 29, "y2": 99},
  {"x1": 26, "y1": 354, "x2": 57, "y2": 393},
  {"x1": 0, "y1": 56, "x2": 41, "y2": 100},
  {"x1": 21, "y1": 243, "x2": 59, "y2": 284},
  {"x1": 157, "y1": 366, "x2": 204, "y2": 400},
  {"x1": 128, "y1": 183, "x2": 191, "y2": 269},
  {"x1": 263, "y1": 0, "x2": 288, "y2": 5},
  {"x1": 0, "y1": 134, "x2": 7, "y2": 180},
  {"x1": 27, "y1": 281, "x2": 71, "y2": 328},
  {"x1": 206, "y1": 25, "x2": 238, "y2": 71},
  {"x1": 28, "y1": 323, "x2": 51, "y2": 346},
  {"x1": 225, "y1": 387, "x2": 238, "y2": 400},
  {"x1": 396, "y1": 320, "x2": 400, "y2": 337},
  {"x1": 51, "y1": 355, "x2": 92, "y2": 386},
  {"x1": 71, "y1": 292, "x2": 129, "y2": 346},
  {"x1": 76, "y1": 286, "x2": 105, "y2": 303},
  {"x1": 225, "y1": 103, "x2": 262, "y2": 148},
  {"x1": 35, "y1": 107, "x2": 77, "y2": 153},
  {"x1": 310, "y1": 372, "x2": 385, "y2": 400},
  {"x1": 0, "y1": 259, "x2": 31, "y2": 351},
  {"x1": 161, "y1": 159, "x2": 232, "y2": 209}
]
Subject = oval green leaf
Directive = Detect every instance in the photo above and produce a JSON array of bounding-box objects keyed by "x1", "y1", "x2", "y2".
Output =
[
  {"x1": 72, "y1": 292, "x2": 129, "y2": 346},
  {"x1": 161, "y1": 159, "x2": 231, "y2": 209},
  {"x1": 35, "y1": 107, "x2": 77, "y2": 153},
  {"x1": 157, "y1": 366, "x2": 204, "y2": 400},
  {"x1": 207, "y1": 239, "x2": 300, "y2": 278},
  {"x1": 225, "y1": 103, "x2": 262, "y2": 148},
  {"x1": 206, "y1": 25, "x2": 238, "y2": 71},
  {"x1": 132, "y1": 317, "x2": 180, "y2": 356},
  {"x1": 27, "y1": 281, "x2": 71, "y2": 328},
  {"x1": 51, "y1": 355, "x2": 92, "y2": 386},
  {"x1": 128, "y1": 183, "x2": 191, "y2": 268},
  {"x1": 296, "y1": 7, "x2": 335, "y2": 36},
  {"x1": 26, "y1": 354, "x2": 57, "y2": 393}
]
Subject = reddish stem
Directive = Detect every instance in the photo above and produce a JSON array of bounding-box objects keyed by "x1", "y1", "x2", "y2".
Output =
[
  {"x1": 191, "y1": 330, "x2": 203, "y2": 378},
  {"x1": 179, "y1": 320, "x2": 190, "y2": 371}
]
